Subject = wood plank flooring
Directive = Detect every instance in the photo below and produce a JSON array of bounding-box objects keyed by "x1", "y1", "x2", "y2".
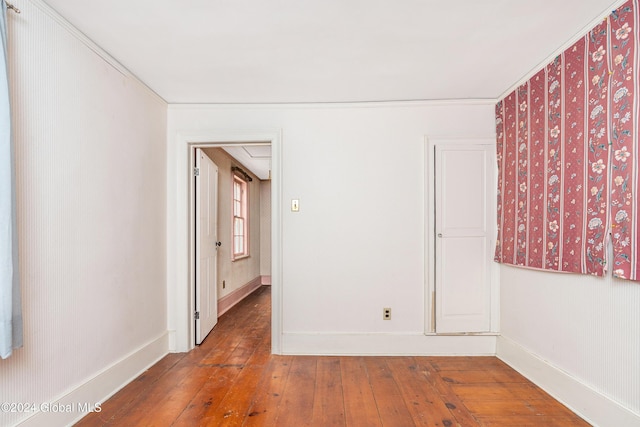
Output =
[{"x1": 75, "y1": 286, "x2": 590, "y2": 426}]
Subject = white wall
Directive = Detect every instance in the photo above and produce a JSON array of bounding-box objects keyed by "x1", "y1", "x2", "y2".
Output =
[
  {"x1": 260, "y1": 180, "x2": 272, "y2": 278},
  {"x1": 498, "y1": 265, "x2": 640, "y2": 424},
  {"x1": 0, "y1": 1, "x2": 168, "y2": 426},
  {"x1": 167, "y1": 101, "x2": 496, "y2": 354}
]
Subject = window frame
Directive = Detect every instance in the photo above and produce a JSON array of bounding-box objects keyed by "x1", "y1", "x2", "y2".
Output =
[{"x1": 232, "y1": 174, "x2": 249, "y2": 260}]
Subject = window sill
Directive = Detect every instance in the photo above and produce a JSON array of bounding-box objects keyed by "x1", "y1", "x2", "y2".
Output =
[{"x1": 232, "y1": 254, "x2": 250, "y2": 262}]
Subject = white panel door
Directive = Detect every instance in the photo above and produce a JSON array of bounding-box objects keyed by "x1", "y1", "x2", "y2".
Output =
[
  {"x1": 435, "y1": 144, "x2": 492, "y2": 333},
  {"x1": 195, "y1": 149, "x2": 219, "y2": 344}
]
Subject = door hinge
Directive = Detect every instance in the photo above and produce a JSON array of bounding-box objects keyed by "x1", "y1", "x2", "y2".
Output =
[
  {"x1": 193, "y1": 167, "x2": 200, "y2": 177},
  {"x1": 194, "y1": 311, "x2": 200, "y2": 320}
]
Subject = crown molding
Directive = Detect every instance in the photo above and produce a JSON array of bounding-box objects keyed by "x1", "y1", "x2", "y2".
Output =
[{"x1": 168, "y1": 98, "x2": 498, "y2": 110}]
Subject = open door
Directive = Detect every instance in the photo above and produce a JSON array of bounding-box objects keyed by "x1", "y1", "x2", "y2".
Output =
[
  {"x1": 195, "y1": 148, "x2": 219, "y2": 344},
  {"x1": 434, "y1": 143, "x2": 493, "y2": 333}
]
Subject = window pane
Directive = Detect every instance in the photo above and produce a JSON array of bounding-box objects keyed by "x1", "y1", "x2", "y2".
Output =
[{"x1": 234, "y1": 217, "x2": 244, "y2": 235}]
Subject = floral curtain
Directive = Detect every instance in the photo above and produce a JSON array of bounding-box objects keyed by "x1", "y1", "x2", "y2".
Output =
[{"x1": 496, "y1": 0, "x2": 640, "y2": 281}]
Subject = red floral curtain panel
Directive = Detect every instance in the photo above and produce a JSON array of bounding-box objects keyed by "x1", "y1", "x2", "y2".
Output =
[{"x1": 495, "y1": 0, "x2": 640, "y2": 281}]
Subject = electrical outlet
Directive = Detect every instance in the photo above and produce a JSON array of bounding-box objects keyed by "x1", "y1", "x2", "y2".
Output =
[{"x1": 383, "y1": 308, "x2": 391, "y2": 320}]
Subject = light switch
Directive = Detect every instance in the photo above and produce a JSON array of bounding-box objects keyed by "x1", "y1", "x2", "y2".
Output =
[{"x1": 291, "y1": 199, "x2": 300, "y2": 212}]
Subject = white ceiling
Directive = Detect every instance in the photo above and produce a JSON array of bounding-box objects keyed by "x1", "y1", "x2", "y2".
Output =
[
  {"x1": 223, "y1": 145, "x2": 272, "y2": 180},
  {"x1": 42, "y1": 0, "x2": 623, "y2": 104}
]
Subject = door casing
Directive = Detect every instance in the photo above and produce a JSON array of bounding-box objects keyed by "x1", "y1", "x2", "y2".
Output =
[{"x1": 173, "y1": 129, "x2": 283, "y2": 354}]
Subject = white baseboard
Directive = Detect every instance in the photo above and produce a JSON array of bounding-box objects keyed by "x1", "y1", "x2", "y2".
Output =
[
  {"x1": 497, "y1": 336, "x2": 640, "y2": 427},
  {"x1": 282, "y1": 332, "x2": 497, "y2": 356},
  {"x1": 218, "y1": 276, "x2": 262, "y2": 316},
  {"x1": 17, "y1": 332, "x2": 169, "y2": 427},
  {"x1": 261, "y1": 275, "x2": 271, "y2": 285}
]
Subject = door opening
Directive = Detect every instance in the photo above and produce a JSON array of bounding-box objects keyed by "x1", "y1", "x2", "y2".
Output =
[
  {"x1": 172, "y1": 129, "x2": 282, "y2": 354},
  {"x1": 189, "y1": 142, "x2": 275, "y2": 348}
]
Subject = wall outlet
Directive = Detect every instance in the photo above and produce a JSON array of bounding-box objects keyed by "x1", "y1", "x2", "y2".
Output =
[{"x1": 383, "y1": 307, "x2": 391, "y2": 320}]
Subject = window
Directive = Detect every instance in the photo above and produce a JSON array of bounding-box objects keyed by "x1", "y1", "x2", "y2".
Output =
[{"x1": 232, "y1": 175, "x2": 248, "y2": 259}]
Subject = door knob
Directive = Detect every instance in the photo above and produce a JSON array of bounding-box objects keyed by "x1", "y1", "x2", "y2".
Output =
[
  {"x1": 437, "y1": 233, "x2": 443, "y2": 238},
  {"x1": 216, "y1": 241, "x2": 222, "y2": 247}
]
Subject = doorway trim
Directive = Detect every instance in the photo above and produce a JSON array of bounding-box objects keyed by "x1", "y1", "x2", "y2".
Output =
[{"x1": 172, "y1": 129, "x2": 283, "y2": 354}]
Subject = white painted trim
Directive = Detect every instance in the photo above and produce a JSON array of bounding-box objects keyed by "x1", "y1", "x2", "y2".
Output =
[
  {"x1": 167, "y1": 99, "x2": 496, "y2": 111},
  {"x1": 282, "y1": 333, "x2": 496, "y2": 356},
  {"x1": 425, "y1": 137, "x2": 436, "y2": 334},
  {"x1": 498, "y1": 0, "x2": 627, "y2": 100},
  {"x1": 28, "y1": 0, "x2": 166, "y2": 105},
  {"x1": 261, "y1": 275, "x2": 271, "y2": 285},
  {"x1": 16, "y1": 332, "x2": 169, "y2": 427},
  {"x1": 271, "y1": 133, "x2": 283, "y2": 355},
  {"x1": 168, "y1": 329, "x2": 176, "y2": 351},
  {"x1": 424, "y1": 138, "x2": 500, "y2": 334},
  {"x1": 497, "y1": 336, "x2": 640, "y2": 427},
  {"x1": 170, "y1": 129, "x2": 283, "y2": 355},
  {"x1": 218, "y1": 276, "x2": 262, "y2": 316}
]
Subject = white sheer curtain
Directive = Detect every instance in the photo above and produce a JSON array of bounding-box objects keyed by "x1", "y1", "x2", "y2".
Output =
[{"x1": 0, "y1": 0, "x2": 22, "y2": 359}]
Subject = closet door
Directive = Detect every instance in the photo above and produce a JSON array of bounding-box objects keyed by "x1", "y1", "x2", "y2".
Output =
[{"x1": 434, "y1": 143, "x2": 493, "y2": 333}]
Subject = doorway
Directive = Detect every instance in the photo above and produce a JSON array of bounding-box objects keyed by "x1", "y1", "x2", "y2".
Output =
[
  {"x1": 193, "y1": 145, "x2": 271, "y2": 345},
  {"x1": 171, "y1": 129, "x2": 283, "y2": 354}
]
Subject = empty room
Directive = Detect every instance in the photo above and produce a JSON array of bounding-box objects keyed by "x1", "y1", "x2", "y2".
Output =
[{"x1": 0, "y1": 0, "x2": 639, "y2": 426}]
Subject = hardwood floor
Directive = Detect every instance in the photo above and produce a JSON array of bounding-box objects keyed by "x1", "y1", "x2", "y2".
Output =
[{"x1": 75, "y1": 286, "x2": 589, "y2": 426}]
